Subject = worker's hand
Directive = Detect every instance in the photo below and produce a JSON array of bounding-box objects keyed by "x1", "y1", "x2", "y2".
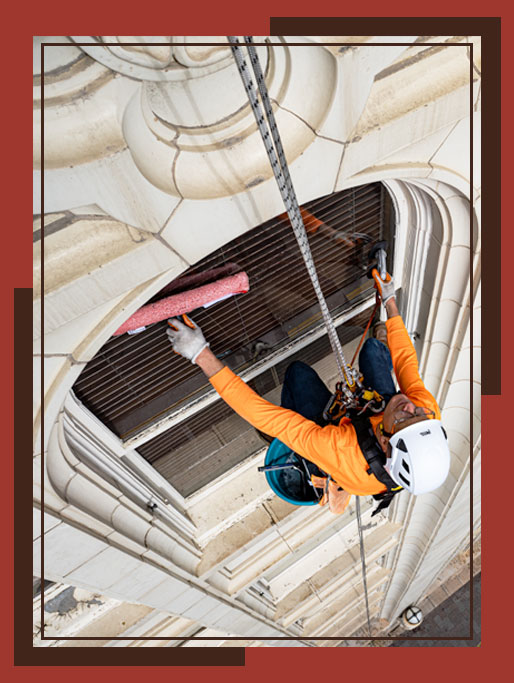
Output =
[
  {"x1": 166, "y1": 316, "x2": 209, "y2": 364},
  {"x1": 372, "y1": 269, "x2": 396, "y2": 305}
]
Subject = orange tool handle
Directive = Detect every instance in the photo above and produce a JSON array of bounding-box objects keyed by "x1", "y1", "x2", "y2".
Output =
[
  {"x1": 168, "y1": 314, "x2": 196, "y2": 330},
  {"x1": 371, "y1": 267, "x2": 391, "y2": 288}
]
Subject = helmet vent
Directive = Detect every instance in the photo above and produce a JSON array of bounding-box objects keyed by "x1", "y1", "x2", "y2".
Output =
[
  {"x1": 401, "y1": 458, "x2": 410, "y2": 473},
  {"x1": 420, "y1": 429, "x2": 431, "y2": 436},
  {"x1": 441, "y1": 426, "x2": 448, "y2": 440},
  {"x1": 396, "y1": 438, "x2": 407, "y2": 452},
  {"x1": 398, "y1": 472, "x2": 410, "y2": 486}
]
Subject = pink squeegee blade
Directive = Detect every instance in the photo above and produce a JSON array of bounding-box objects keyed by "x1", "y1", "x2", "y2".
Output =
[{"x1": 113, "y1": 271, "x2": 250, "y2": 336}]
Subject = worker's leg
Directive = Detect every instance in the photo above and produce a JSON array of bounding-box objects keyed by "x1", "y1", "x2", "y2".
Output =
[
  {"x1": 281, "y1": 360, "x2": 332, "y2": 424},
  {"x1": 358, "y1": 338, "x2": 396, "y2": 402}
]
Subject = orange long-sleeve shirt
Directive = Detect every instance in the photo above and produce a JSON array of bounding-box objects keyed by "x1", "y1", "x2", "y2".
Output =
[{"x1": 209, "y1": 316, "x2": 440, "y2": 496}]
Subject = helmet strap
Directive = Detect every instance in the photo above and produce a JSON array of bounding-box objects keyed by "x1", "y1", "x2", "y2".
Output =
[{"x1": 379, "y1": 422, "x2": 394, "y2": 438}]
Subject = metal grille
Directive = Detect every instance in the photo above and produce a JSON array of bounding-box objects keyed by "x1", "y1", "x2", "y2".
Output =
[{"x1": 72, "y1": 182, "x2": 390, "y2": 442}]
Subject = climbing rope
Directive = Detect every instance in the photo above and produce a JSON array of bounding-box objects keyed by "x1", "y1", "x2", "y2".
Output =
[
  {"x1": 355, "y1": 496, "x2": 372, "y2": 637},
  {"x1": 227, "y1": 36, "x2": 357, "y2": 400},
  {"x1": 228, "y1": 36, "x2": 373, "y2": 638},
  {"x1": 351, "y1": 299, "x2": 381, "y2": 367}
]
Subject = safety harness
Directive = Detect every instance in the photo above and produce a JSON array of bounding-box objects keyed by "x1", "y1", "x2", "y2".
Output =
[{"x1": 349, "y1": 412, "x2": 403, "y2": 516}]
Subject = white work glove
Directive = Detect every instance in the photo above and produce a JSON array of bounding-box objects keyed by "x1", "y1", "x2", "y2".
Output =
[
  {"x1": 372, "y1": 270, "x2": 396, "y2": 305},
  {"x1": 166, "y1": 316, "x2": 209, "y2": 363}
]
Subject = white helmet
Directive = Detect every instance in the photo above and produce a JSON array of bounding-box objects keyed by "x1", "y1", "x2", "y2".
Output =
[{"x1": 385, "y1": 419, "x2": 450, "y2": 495}]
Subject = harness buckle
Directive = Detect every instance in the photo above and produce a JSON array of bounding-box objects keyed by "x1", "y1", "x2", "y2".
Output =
[{"x1": 322, "y1": 382, "x2": 348, "y2": 423}]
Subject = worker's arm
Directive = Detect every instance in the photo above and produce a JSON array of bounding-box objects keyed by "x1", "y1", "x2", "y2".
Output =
[
  {"x1": 373, "y1": 277, "x2": 440, "y2": 417},
  {"x1": 166, "y1": 317, "x2": 353, "y2": 473},
  {"x1": 207, "y1": 361, "x2": 350, "y2": 473},
  {"x1": 197, "y1": 347, "x2": 351, "y2": 475},
  {"x1": 386, "y1": 313, "x2": 440, "y2": 412},
  {"x1": 195, "y1": 346, "x2": 224, "y2": 377},
  {"x1": 372, "y1": 273, "x2": 439, "y2": 415},
  {"x1": 385, "y1": 297, "x2": 400, "y2": 319}
]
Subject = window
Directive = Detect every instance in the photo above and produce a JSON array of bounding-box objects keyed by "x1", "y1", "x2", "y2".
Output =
[{"x1": 72, "y1": 182, "x2": 393, "y2": 496}]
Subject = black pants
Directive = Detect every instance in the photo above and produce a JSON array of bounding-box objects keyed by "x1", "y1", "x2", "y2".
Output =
[
  {"x1": 280, "y1": 338, "x2": 396, "y2": 420},
  {"x1": 280, "y1": 361, "x2": 332, "y2": 424}
]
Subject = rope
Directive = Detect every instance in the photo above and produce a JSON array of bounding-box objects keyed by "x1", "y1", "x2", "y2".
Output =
[
  {"x1": 227, "y1": 36, "x2": 355, "y2": 398},
  {"x1": 355, "y1": 496, "x2": 373, "y2": 637},
  {"x1": 228, "y1": 36, "x2": 373, "y2": 639},
  {"x1": 351, "y1": 298, "x2": 381, "y2": 367}
]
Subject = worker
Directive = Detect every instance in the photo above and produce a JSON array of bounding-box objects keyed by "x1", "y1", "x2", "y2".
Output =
[{"x1": 166, "y1": 271, "x2": 451, "y2": 515}]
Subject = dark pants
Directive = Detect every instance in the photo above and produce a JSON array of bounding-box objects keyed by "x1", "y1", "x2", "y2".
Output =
[{"x1": 280, "y1": 338, "x2": 396, "y2": 420}]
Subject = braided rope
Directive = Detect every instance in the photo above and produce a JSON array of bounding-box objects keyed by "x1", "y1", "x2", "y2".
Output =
[
  {"x1": 355, "y1": 496, "x2": 373, "y2": 637},
  {"x1": 228, "y1": 36, "x2": 355, "y2": 395}
]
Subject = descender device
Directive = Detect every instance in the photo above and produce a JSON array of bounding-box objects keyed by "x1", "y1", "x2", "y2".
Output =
[{"x1": 322, "y1": 240, "x2": 390, "y2": 423}]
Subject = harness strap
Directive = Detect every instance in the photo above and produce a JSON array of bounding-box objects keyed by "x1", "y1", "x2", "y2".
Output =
[
  {"x1": 370, "y1": 492, "x2": 398, "y2": 517},
  {"x1": 350, "y1": 414, "x2": 403, "y2": 516}
]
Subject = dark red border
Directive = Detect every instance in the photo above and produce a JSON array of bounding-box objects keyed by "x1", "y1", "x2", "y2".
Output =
[{"x1": 4, "y1": 7, "x2": 506, "y2": 681}]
